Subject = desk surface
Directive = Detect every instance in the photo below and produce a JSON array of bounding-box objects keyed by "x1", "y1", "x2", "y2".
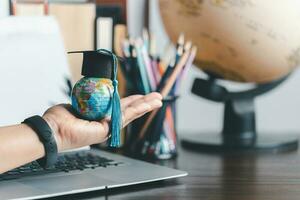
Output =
[{"x1": 51, "y1": 142, "x2": 300, "y2": 200}]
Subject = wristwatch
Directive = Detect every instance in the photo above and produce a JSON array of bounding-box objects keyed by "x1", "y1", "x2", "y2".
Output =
[{"x1": 22, "y1": 115, "x2": 58, "y2": 168}]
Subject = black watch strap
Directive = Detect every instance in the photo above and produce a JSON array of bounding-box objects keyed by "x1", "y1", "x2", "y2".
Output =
[{"x1": 22, "y1": 115, "x2": 58, "y2": 168}]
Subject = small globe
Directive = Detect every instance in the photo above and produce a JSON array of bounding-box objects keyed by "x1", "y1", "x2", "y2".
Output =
[
  {"x1": 159, "y1": 0, "x2": 300, "y2": 83},
  {"x1": 71, "y1": 77, "x2": 113, "y2": 120}
]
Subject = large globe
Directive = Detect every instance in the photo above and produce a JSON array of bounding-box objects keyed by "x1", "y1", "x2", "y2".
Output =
[{"x1": 159, "y1": 0, "x2": 300, "y2": 83}]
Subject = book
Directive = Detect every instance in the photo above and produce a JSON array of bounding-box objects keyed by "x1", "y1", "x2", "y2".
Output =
[
  {"x1": 14, "y1": 4, "x2": 44, "y2": 16},
  {"x1": 95, "y1": 0, "x2": 127, "y2": 23},
  {"x1": 49, "y1": 3, "x2": 96, "y2": 82},
  {"x1": 96, "y1": 17, "x2": 113, "y2": 50},
  {"x1": 10, "y1": 0, "x2": 47, "y2": 16}
]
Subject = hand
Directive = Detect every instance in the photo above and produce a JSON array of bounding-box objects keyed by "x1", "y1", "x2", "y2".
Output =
[{"x1": 43, "y1": 92, "x2": 162, "y2": 152}]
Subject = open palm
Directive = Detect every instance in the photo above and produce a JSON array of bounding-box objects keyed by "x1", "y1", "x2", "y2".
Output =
[{"x1": 42, "y1": 92, "x2": 162, "y2": 152}]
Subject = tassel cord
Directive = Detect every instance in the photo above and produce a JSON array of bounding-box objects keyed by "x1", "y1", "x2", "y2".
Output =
[{"x1": 97, "y1": 49, "x2": 122, "y2": 147}]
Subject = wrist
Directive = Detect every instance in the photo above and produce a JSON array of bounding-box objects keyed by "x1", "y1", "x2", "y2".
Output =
[
  {"x1": 23, "y1": 115, "x2": 58, "y2": 168},
  {"x1": 42, "y1": 116, "x2": 62, "y2": 153}
]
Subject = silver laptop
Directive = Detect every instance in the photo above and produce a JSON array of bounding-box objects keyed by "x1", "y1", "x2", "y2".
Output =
[{"x1": 0, "y1": 146, "x2": 187, "y2": 200}]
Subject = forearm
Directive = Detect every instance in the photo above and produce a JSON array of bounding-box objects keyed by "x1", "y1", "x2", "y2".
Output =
[
  {"x1": 0, "y1": 124, "x2": 45, "y2": 174},
  {"x1": 0, "y1": 93, "x2": 162, "y2": 174}
]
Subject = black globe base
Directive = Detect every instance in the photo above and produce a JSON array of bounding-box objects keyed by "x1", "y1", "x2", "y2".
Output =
[
  {"x1": 186, "y1": 73, "x2": 299, "y2": 154},
  {"x1": 181, "y1": 133, "x2": 299, "y2": 153}
]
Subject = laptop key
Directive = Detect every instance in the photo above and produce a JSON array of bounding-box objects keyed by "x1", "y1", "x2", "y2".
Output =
[
  {"x1": 3, "y1": 175, "x2": 20, "y2": 180},
  {"x1": 0, "y1": 151, "x2": 120, "y2": 181},
  {"x1": 7, "y1": 171, "x2": 20, "y2": 175}
]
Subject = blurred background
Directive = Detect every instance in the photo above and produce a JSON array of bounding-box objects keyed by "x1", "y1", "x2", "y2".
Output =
[{"x1": 0, "y1": 0, "x2": 299, "y2": 137}]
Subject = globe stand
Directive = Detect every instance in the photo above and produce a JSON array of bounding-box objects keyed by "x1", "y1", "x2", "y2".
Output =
[{"x1": 181, "y1": 73, "x2": 299, "y2": 153}]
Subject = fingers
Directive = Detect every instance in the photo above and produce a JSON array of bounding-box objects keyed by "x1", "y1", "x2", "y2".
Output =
[
  {"x1": 129, "y1": 92, "x2": 162, "y2": 107},
  {"x1": 120, "y1": 95, "x2": 143, "y2": 109},
  {"x1": 122, "y1": 92, "x2": 162, "y2": 127},
  {"x1": 120, "y1": 93, "x2": 162, "y2": 110}
]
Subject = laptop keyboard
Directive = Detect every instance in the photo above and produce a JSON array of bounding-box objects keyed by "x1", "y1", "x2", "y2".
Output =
[{"x1": 0, "y1": 151, "x2": 123, "y2": 181}]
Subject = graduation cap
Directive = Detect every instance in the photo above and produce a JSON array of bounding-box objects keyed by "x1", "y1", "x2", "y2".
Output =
[{"x1": 68, "y1": 49, "x2": 122, "y2": 147}]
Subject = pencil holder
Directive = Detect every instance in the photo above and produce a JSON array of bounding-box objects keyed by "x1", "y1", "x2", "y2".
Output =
[{"x1": 126, "y1": 96, "x2": 178, "y2": 160}]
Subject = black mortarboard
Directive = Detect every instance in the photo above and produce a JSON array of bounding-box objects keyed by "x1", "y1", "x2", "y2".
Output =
[{"x1": 68, "y1": 50, "x2": 112, "y2": 79}]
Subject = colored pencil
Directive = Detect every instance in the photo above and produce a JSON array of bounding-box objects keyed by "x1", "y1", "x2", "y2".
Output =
[
  {"x1": 176, "y1": 33, "x2": 185, "y2": 49},
  {"x1": 157, "y1": 58, "x2": 175, "y2": 92},
  {"x1": 139, "y1": 40, "x2": 158, "y2": 89},
  {"x1": 142, "y1": 28, "x2": 150, "y2": 52},
  {"x1": 120, "y1": 30, "x2": 197, "y2": 154},
  {"x1": 174, "y1": 46, "x2": 197, "y2": 94},
  {"x1": 138, "y1": 49, "x2": 192, "y2": 139},
  {"x1": 134, "y1": 40, "x2": 151, "y2": 94}
]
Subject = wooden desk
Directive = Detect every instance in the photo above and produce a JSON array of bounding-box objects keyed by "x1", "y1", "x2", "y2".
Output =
[{"x1": 51, "y1": 144, "x2": 300, "y2": 200}]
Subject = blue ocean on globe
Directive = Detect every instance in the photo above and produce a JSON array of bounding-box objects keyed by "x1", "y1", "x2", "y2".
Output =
[{"x1": 71, "y1": 77, "x2": 113, "y2": 121}]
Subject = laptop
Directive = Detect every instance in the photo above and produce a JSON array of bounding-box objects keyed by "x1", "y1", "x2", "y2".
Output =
[{"x1": 0, "y1": 146, "x2": 187, "y2": 200}]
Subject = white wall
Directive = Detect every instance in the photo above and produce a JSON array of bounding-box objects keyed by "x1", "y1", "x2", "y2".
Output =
[
  {"x1": 128, "y1": 0, "x2": 300, "y2": 135},
  {"x1": 0, "y1": 0, "x2": 9, "y2": 18}
]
